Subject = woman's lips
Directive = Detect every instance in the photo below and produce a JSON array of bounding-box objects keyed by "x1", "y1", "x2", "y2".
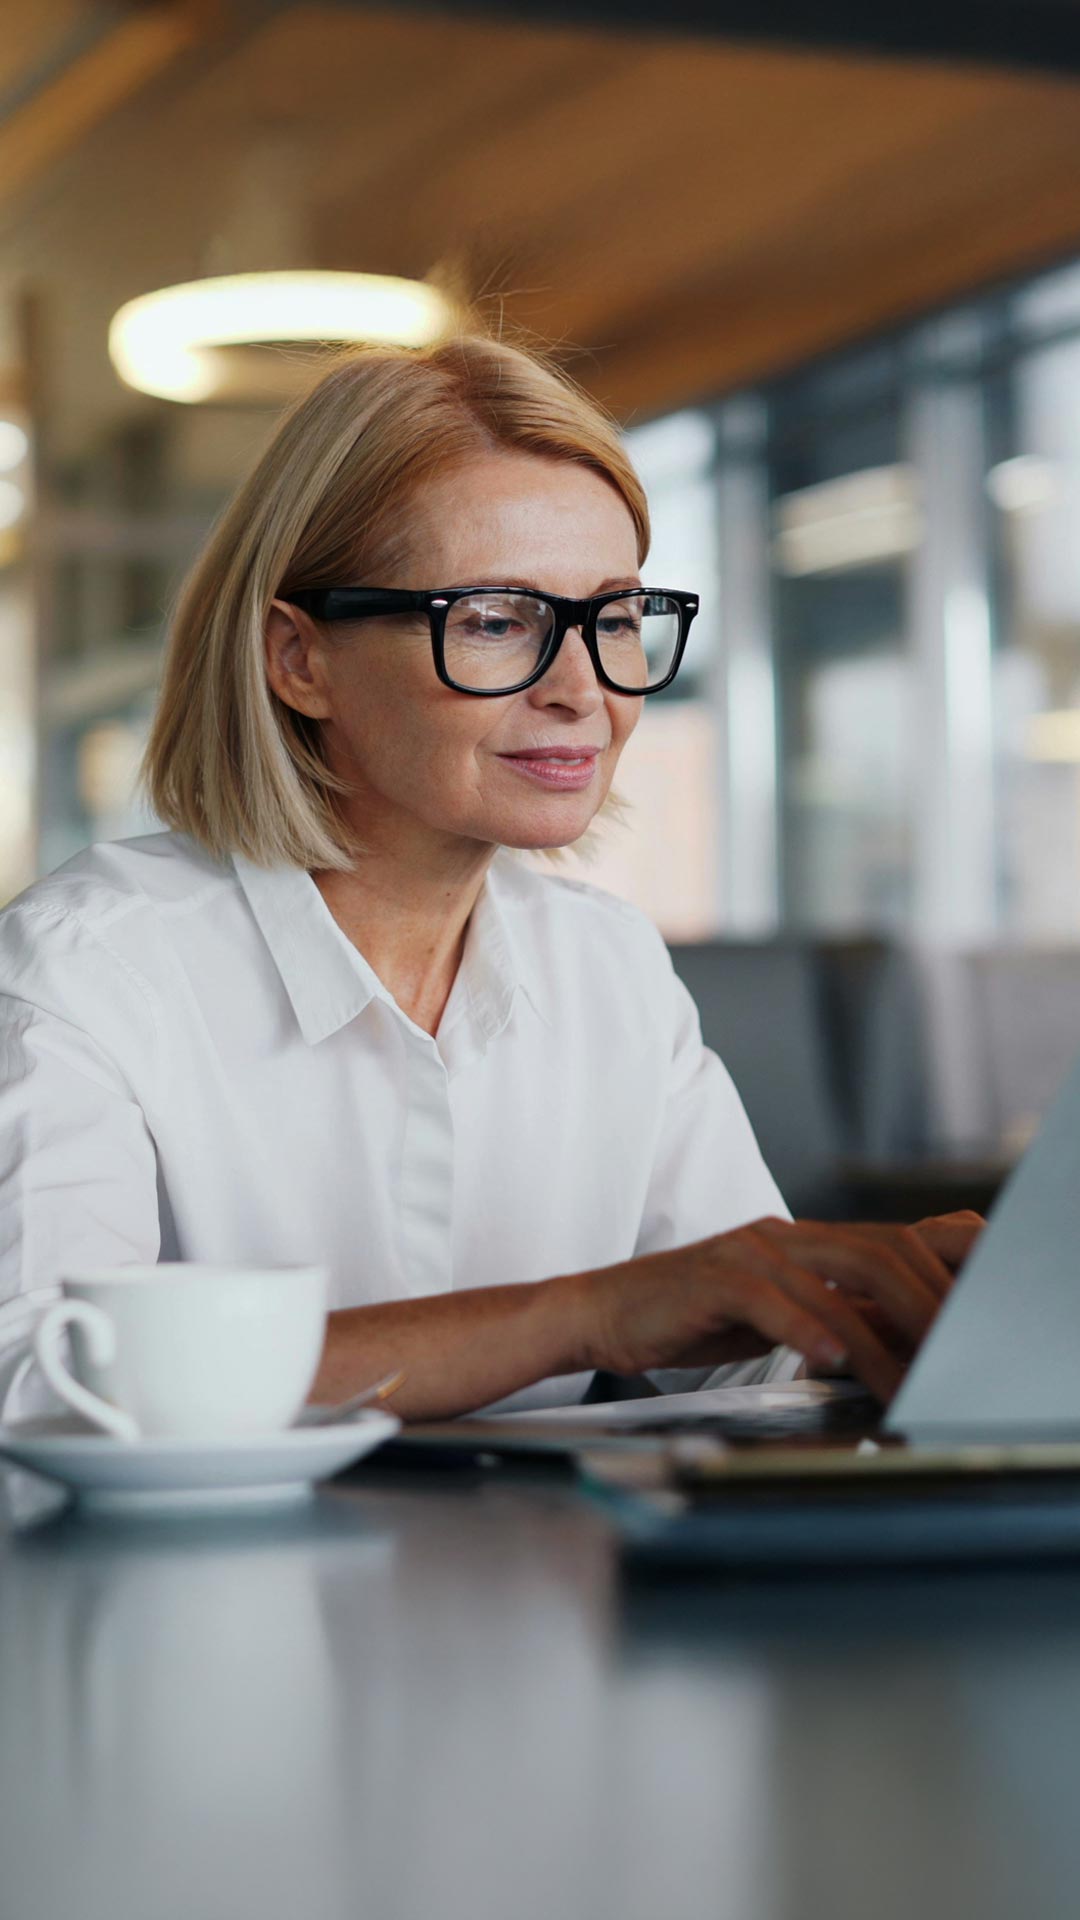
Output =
[{"x1": 497, "y1": 750, "x2": 601, "y2": 790}]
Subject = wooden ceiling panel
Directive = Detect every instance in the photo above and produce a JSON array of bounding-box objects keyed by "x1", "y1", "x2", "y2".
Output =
[
  {"x1": 11, "y1": 2, "x2": 1080, "y2": 452},
  {"x1": 308, "y1": 38, "x2": 1003, "y2": 333},
  {"x1": 194, "y1": 4, "x2": 641, "y2": 163},
  {"x1": 0, "y1": 5, "x2": 198, "y2": 203},
  {"x1": 0, "y1": 0, "x2": 95, "y2": 99},
  {"x1": 471, "y1": 56, "x2": 1013, "y2": 342},
  {"x1": 308, "y1": 57, "x2": 655, "y2": 294},
  {"x1": 307, "y1": 31, "x2": 646, "y2": 275},
  {"x1": 416, "y1": 45, "x2": 985, "y2": 243},
  {"x1": 517, "y1": 84, "x2": 1050, "y2": 340},
  {"x1": 585, "y1": 71, "x2": 1080, "y2": 411}
]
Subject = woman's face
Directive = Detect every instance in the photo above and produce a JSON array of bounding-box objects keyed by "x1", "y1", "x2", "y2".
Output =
[{"x1": 271, "y1": 451, "x2": 646, "y2": 856}]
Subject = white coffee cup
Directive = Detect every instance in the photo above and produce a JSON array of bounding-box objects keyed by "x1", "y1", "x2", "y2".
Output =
[{"x1": 31, "y1": 1264, "x2": 328, "y2": 1443}]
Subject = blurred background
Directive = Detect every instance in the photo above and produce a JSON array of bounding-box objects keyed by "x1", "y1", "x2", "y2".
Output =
[{"x1": 8, "y1": 0, "x2": 1080, "y2": 1219}]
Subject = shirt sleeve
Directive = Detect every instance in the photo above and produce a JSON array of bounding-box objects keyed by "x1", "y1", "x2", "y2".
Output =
[
  {"x1": 635, "y1": 955, "x2": 803, "y2": 1392},
  {"x1": 0, "y1": 903, "x2": 162, "y2": 1415}
]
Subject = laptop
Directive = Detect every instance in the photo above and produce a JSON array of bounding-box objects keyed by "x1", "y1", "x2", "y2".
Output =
[
  {"x1": 385, "y1": 1044, "x2": 1080, "y2": 1485},
  {"x1": 882, "y1": 1045, "x2": 1080, "y2": 1445},
  {"x1": 376, "y1": 1063, "x2": 1080, "y2": 1561}
]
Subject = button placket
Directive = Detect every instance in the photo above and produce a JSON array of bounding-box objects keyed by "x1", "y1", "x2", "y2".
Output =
[{"x1": 396, "y1": 1027, "x2": 456, "y2": 1298}]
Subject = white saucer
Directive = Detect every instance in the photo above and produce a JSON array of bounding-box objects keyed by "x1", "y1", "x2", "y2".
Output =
[{"x1": 0, "y1": 1410, "x2": 401, "y2": 1513}]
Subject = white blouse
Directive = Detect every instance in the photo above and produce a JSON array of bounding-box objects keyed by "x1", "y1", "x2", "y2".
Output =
[{"x1": 0, "y1": 830, "x2": 799, "y2": 1412}]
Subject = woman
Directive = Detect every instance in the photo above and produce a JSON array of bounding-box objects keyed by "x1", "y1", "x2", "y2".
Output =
[{"x1": 0, "y1": 331, "x2": 980, "y2": 1421}]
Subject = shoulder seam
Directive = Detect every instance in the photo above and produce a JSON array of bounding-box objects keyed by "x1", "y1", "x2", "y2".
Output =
[{"x1": 6, "y1": 898, "x2": 163, "y2": 1046}]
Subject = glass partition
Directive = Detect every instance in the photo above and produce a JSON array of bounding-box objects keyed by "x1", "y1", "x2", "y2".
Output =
[
  {"x1": 990, "y1": 331, "x2": 1080, "y2": 937},
  {"x1": 559, "y1": 408, "x2": 724, "y2": 938},
  {"x1": 769, "y1": 363, "x2": 915, "y2": 933}
]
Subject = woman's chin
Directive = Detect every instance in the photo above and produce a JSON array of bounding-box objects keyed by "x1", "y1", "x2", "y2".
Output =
[{"x1": 490, "y1": 808, "x2": 599, "y2": 853}]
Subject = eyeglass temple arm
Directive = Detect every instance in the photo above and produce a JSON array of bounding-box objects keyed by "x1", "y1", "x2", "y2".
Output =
[{"x1": 286, "y1": 589, "x2": 431, "y2": 621}]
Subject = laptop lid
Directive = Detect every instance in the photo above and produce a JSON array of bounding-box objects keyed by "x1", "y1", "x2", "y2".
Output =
[{"x1": 886, "y1": 1049, "x2": 1080, "y2": 1442}]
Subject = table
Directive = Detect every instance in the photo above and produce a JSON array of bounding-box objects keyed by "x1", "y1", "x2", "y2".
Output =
[{"x1": 3, "y1": 1453, "x2": 1080, "y2": 1920}]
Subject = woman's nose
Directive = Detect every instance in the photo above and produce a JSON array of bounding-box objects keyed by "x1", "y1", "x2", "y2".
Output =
[{"x1": 531, "y1": 625, "x2": 603, "y2": 710}]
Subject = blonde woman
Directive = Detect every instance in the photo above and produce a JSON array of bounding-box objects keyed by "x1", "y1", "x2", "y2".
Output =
[{"x1": 0, "y1": 333, "x2": 979, "y2": 1420}]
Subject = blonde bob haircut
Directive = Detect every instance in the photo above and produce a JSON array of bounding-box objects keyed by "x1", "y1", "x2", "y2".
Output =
[{"x1": 139, "y1": 330, "x2": 651, "y2": 873}]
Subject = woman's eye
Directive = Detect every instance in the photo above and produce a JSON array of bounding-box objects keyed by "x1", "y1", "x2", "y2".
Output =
[
  {"x1": 449, "y1": 595, "x2": 546, "y2": 644},
  {"x1": 465, "y1": 616, "x2": 521, "y2": 640},
  {"x1": 598, "y1": 615, "x2": 641, "y2": 639}
]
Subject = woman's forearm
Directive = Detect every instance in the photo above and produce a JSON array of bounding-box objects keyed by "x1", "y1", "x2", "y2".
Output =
[
  {"x1": 309, "y1": 1209, "x2": 985, "y2": 1421},
  {"x1": 309, "y1": 1273, "x2": 592, "y2": 1422}
]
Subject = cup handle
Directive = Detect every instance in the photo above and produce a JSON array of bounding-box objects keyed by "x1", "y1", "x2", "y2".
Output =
[{"x1": 32, "y1": 1300, "x2": 140, "y2": 1442}]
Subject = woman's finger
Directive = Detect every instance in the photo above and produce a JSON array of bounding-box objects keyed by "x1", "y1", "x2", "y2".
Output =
[
  {"x1": 894, "y1": 1223, "x2": 954, "y2": 1301},
  {"x1": 754, "y1": 1219, "x2": 940, "y2": 1343},
  {"x1": 739, "y1": 1228, "x2": 906, "y2": 1402},
  {"x1": 702, "y1": 1249, "x2": 852, "y2": 1375},
  {"x1": 809, "y1": 1222, "x2": 946, "y2": 1329},
  {"x1": 909, "y1": 1211, "x2": 986, "y2": 1271},
  {"x1": 835, "y1": 1296, "x2": 923, "y2": 1361}
]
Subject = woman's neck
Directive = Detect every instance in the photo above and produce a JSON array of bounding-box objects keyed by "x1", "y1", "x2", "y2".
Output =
[{"x1": 310, "y1": 841, "x2": 497, "y2": 1038}]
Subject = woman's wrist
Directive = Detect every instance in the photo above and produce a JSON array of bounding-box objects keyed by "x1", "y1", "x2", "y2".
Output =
[
  {"x1": 538, "y1": 1266, "x2": 609, "y2": 1376},
  {"x1": 316, "y1": 1274, "x2": 596, "y2": 1420}
]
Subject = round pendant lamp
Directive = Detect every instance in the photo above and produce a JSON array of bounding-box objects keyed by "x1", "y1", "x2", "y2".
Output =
[{"x1": 109, "y1": 270, "x2": 457, "y2": 403}]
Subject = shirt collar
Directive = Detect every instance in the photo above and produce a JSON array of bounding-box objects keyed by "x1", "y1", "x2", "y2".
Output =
[
  {"x1": 459, "y1": 850, "x2": 552, "y2": 1041},
  {"x1": 230, "y1": 847, "x2": 550, "y2": 1049}
]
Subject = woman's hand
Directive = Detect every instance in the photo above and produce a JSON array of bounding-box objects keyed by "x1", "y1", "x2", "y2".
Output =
[
  {"x1": 570, "y1": 1210, "x2": 985, "y2": 1405},
  {"x1": 313, "y1": 1210, "x2": 983, "y2": 1421}
]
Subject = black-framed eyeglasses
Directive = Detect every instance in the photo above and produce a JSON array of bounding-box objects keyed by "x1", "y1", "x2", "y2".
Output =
[{"x1": 285, "y1": 585, "x2": 699, "y2": 697}]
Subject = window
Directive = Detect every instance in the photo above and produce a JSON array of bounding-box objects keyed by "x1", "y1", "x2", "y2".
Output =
[
  {"x1": 559, "y1": 409, "x2": 724, "y2": 939},
  {"x1": 770, "y1": 366, "x2": 915, "y2": 933},
  {"x1": 991, "y1": 334, "x2": 1080, "y2": 937}
]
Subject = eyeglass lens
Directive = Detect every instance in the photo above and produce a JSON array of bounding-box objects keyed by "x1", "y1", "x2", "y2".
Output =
[{"x1": 442, "y1": 591, "x2": 682, "y2": 692}]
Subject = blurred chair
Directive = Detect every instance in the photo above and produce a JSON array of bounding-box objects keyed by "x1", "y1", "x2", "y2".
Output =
[
  {"x1": 910, "y1": 946, "x2": 1080, "y2": 1158},
  {"x1": 666, "y1": 939, "x2": 850, "y2": 1217},
  {"x1": 968, "y1": 949, "x2": 1080, "y2": 1154},
  {"x1": 814, "y1": 937, "x2": 929, "y2": 1160},
  {"x1": 672, "y1": 933, "x2": 1075, "y2": 1223},
  {"x1": 667, "y1": 935, "x2": 985, "y2": 1222}
]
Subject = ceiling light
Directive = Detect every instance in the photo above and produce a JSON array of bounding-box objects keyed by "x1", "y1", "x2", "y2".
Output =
[
  {"x1": 108, "y1": 271, "x2": 457, "y2": 403},
  {"x1": 773, "y1": 465, "x2": 922, "y2": 576},
  {"x1": 0, "y1": 480, "x2": 25, "y2": 530},
  {"x1": 1026, "y1": 710, "x2": 1080, "y2": 762},
  {"x1": 986, "y1": 456, "x2": 1060, "y2": 515},
  {"x1": 0, "y1": 423, "x2": 28, "y2": 472}
]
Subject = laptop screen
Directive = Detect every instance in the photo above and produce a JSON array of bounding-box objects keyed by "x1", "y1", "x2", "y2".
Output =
[{"x1": 886, "y1": 1050, "x2": 1080, "y2": 1441}]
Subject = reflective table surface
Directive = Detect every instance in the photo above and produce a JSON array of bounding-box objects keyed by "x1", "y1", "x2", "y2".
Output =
[{"x1": 3, "y1": 1453, "x2": 1080, "y2": 1920}]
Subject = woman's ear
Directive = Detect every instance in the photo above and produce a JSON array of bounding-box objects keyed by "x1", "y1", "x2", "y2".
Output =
[{"x1": 264, "y1": 600, "x2": 334, "y2": 720}]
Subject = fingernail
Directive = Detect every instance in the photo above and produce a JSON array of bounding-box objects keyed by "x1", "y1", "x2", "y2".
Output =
[{"x1": 814, "y1": 1340, "x2": 848, "y2": 1370}]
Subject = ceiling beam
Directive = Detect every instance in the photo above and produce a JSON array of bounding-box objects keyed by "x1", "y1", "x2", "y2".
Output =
[
  {"x1": 0, "y1": 5, "x2": 201, "y2": 202},
  {"x1": 371, "y1": 0, "x2": 1080, "y2": 78}
]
